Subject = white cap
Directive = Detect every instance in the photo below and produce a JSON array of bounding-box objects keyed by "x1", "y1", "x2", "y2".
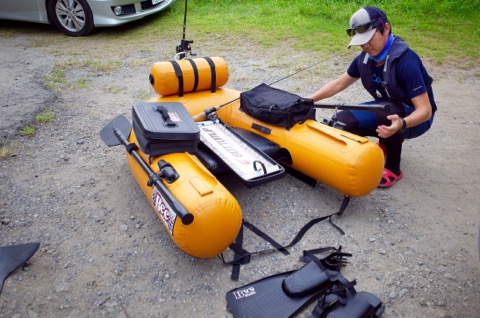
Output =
[{"x1": 348, "y1": 7, "x2": 387, "y2": 47}]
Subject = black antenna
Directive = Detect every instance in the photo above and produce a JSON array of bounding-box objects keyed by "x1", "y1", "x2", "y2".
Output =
[{"x1": 175, "y1": 0, "x2": 195, "y2": 60}]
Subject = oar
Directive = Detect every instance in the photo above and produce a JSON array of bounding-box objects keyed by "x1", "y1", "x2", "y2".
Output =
[
  {"x1": 314, "y1": 102, "x2": 390, "y2": 113},
  {"x1": 100, "y1": 115, "x2": 194, "y2": 225}
]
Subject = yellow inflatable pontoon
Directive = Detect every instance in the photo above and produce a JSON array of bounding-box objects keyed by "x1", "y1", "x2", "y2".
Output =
[{"x1": 100, "y1": 56, "x2": 384, "y2": 259}]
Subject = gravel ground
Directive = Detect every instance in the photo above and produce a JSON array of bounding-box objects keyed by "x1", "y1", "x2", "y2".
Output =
[{"x1": 1, "y1": 20, "x2": 479, "y2": 318}]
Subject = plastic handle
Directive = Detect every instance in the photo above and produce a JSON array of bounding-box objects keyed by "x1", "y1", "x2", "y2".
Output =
[{"x1": 156, "y1": 106, "x2": 177, "y2": 126}]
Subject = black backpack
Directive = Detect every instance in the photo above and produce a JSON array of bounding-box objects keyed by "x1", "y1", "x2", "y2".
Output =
[{"x1": 240, "y1": 83, "x2": 315, "y2": 129}]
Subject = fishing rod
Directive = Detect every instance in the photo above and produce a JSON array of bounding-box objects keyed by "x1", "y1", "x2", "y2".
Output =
[
  {"x1": 314, "y1": 102, "x2": 390, "y2": 113},
  {"x1": 315, "y1": 102, "x2": 390, "y2": 128},
  {"x1": 175, "y1": 0, "x2": 195, "y2": 60}
]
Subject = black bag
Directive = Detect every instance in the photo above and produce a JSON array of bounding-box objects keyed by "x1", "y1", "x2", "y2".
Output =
[
  {"x1": 240, "y1": 83, "x2": 315, "y2": 128},
  {"x1": 132, "y1": 102, "x2": 200, "y2": 157}
]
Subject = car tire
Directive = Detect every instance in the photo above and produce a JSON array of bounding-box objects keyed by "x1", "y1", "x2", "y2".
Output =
[{"x1": 47, "y1": 0, "x2": 95, "y2": 36}]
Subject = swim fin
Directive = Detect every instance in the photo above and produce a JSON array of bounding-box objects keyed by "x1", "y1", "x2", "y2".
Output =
[
  {"x1": 226, "y1": 252, "x2": 346, "y2": 318},
  {"x1": 0, "y1": 242, "x2": 40, "y2": 295},
  {"x1": 226, "y1": 270, "x2": 326, "y2": 318}
]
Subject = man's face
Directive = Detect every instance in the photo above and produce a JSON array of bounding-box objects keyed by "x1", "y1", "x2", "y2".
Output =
[{"x1": 360, "y1": 24, "x2": 390, "y2": 57}]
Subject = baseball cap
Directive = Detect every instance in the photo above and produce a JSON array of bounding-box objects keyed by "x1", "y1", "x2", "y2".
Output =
[{"x1": 347, "y1": 6, "x2": 388, "y2": 47}]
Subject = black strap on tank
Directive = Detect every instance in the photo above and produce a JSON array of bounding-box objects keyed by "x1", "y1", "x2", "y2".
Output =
[
  {"x1": 203, "y1": 56, "x2": 217, "y2": 93},
  {"x1": 187, "y1": 59, "x2": 199, "y2": 93},
  {"x1": 170, "y1": 60, "x2": 184, "y2": 97}
]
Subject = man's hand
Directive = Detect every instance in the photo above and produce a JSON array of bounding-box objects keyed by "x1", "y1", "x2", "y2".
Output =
[{"x1": 376, "y1": 114, "x2": 403, "y2": 138}]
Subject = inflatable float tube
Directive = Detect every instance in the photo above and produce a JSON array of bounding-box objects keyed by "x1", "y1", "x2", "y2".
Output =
[{"x1": 100, "y1": 56, "x2": 384, "y2": 259}]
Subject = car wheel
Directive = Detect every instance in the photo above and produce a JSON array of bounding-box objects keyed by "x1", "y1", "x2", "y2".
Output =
[{"x1": 47, "y1": 0, "x2": 95, "y2": 36}]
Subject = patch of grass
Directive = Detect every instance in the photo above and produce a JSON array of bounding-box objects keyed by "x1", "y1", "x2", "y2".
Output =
[
  {"x1": 35, "y1": 110, "x2": 55, "y2": 123},
  {"x1": 83, "y1": 59, "x2": 122, "y2": 73},
  {"x1": 17, "y1": 110, "x2": 55, "y2": 139},
  {"x1": 20, "y1": 125, "x2": 35, "y2": 136},
  {"x1": 77, "y1": 78, "x2": 88, "y2": 88},
  {"x1": 0, "y1": 143, "x2": 16, "y2": 159},
  {"x1": 45, "y1": 67, "x2": 66, "y2": 84}
]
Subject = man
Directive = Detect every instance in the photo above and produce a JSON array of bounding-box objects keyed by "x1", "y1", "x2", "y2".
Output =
[{"x1": 308, "y1": 6, "x2": 436, "y2": 188}]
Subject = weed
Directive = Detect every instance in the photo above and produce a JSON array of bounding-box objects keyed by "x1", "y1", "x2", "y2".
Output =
[
  {"x1": 0, "y1": 143, "x2": 15, "y2": 159},
  {"x1": 46, "y1": 67, "x2": 65, "y2": 84},
  {"x1": 78, "y1": 78, "x2": 88, "y2": 89},
  {"x1": 21, "y1": 126, "x2": 35, "y2": 136},
  {"x1": 35, "y1": 110, "x2": 55, "y2": 123}
]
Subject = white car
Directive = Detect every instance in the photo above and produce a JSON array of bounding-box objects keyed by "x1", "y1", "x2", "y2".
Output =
[{"x1": 0, "y1": 0, "x2": 175, "y2": 36}]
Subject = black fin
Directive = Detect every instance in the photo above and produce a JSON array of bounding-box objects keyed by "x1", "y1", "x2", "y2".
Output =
[
  {"x1": 0, "y1": 242, "x2": 40, "y2": 295},
  {"x1": 226, "y1": 270, "x2": 329, "y2": 318},
  {"x1": 226, "y1": 251, "x2": 344, "y2": 318}
]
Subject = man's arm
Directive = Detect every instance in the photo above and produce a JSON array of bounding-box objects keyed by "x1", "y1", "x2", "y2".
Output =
[{"x1": 308, "y1": 72, "x2": 358, "y2": 102}]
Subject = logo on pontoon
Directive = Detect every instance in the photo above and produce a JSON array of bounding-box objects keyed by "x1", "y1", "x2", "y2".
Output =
[
  {"x1": 152, "y1": 188, "x2": 176, "y2": 233},
  {"x1": 232, "y1": 287, "x2": 256, "y2": 300}
]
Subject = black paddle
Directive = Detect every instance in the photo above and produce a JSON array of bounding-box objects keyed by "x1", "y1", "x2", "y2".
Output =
[{"x1": 100, "y1": 115, "x2": 194, "y2": 225}]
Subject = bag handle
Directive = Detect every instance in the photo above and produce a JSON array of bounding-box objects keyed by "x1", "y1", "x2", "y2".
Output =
[{"x1": 155, "y1": 105, "x2": 177, "y2": 127}]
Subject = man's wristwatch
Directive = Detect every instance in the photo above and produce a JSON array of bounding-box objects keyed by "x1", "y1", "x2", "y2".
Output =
[{"x1": 399, "y1": 117, "x2": 407, "y2": 134}]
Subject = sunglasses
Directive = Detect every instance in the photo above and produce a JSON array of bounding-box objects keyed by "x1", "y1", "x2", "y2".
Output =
[{"x1": 346, "y1": 19, "x2": 381, "y2": 36}]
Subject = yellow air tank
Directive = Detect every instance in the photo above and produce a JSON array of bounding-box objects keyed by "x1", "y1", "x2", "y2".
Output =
[{"x1": 149, "y1": 57, "x2": 229, "y2": 97}]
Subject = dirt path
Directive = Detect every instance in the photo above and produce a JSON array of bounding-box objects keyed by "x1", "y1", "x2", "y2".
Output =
[{"x1": 1, "y1": 26, "x2": 479, "y2": 318}]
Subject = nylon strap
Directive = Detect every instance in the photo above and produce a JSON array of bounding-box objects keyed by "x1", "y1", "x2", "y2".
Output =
[
  {"x1": 221, "y1": 196, "x2": 350, "y2": 280},
  {"x1": 203, "y1": 57, "x2": 217, "y2": 93},
  {"x1": 187, "y1": 59, "x2": 199, "y2": 92},
  {"x1": 170, "y1": 60, "x2": 184, "y2": 97},
  {"x1": 310, "y1": 280, "x2": 359, "y2": 318}
]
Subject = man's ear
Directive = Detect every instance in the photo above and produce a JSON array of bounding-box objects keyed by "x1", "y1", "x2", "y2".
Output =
[{"x1": 383, "y1": 22, "x2": 391, "y2": 34}]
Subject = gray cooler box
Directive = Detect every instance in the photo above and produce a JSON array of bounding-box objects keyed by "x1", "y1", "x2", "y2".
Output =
[{"x1": 132, "y1": 102, "x2": 200, "y2": 157}]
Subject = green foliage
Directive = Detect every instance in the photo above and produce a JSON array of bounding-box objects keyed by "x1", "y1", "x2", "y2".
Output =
[
  {"x1": 77, "y1": 78, "x2": 88, "y2": 89},
  {"x1": 45, "y1": 67, "x2": 65, "y2": 84},
  {"x1": 35, "y1": 110, "x2": 55, "y2": 123},
  {"x1": 167, "y1": 0, "x2": 479, "y2": 64},
  {"x1": 20, "y1": 125, "x2": 35, "y2": 136}
]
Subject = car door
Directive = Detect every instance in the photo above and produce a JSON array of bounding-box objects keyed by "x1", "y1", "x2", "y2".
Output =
[{"x1": 0, "y1": 0, "x2": 49, "y2": 24}]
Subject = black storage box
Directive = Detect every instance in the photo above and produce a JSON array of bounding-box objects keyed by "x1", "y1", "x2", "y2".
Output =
[{"x1": 132, "y1": 102, "x2": 200, "y2": 156}]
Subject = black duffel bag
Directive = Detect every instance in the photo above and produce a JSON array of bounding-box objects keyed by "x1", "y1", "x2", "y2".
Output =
[{"x1": 240, "y1": 83, "x2": 316, "y2": 129}]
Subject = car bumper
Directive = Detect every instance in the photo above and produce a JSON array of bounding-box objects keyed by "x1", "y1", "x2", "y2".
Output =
[{"x1": 88, "y1": 0, "x2": 174, "y2": 27}]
